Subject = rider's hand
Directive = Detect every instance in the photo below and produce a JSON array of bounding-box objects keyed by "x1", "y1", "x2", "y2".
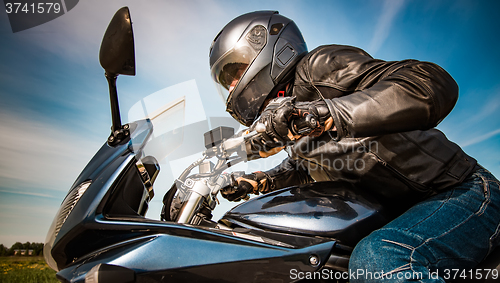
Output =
[
  {"x1": 254, "y1": 97, "x2": 334, "y2": 146},
  {"x1": 245, "y1": 135, "x2": 285, "y2": 160},
  {"x1": 292, "y1": 100, "x2": 334, "y2": 137},
  {"x1": 254, "y1": 97, "x2": 296, "y2": 148},
  {"x1": 221, "y1": 172, "x2": 273, "y2": 202}
]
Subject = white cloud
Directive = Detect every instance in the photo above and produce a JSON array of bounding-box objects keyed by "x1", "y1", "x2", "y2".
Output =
[
  {"x1": 461, "y1": 128, "x2": 500, "y2": 148},
  {"x1": 0, "y1": 109, "x2": 99, "y2": 246},
  {"x1": 19, "y1": 0, "x2": 227, "y2": 83},
  {"x1": 0, "y1": 189, "x2": 56, "y2": 199},
  {"x1": 0, "y1": 110, "x2": 102, "y2": 193},
  {"x1": 368, "y1": 0, "x2": 406, "y2": 55},
  {"x1": 462, "y1": 93, "x2": 500, "y2": 128},
  {"x1": 439, "y1": 89, "x2": 500, "y2": 143}
]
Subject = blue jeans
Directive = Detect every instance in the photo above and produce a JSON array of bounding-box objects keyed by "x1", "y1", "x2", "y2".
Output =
[{"x1": 349, "y1": 168, "x2": 500, "y2": 282}]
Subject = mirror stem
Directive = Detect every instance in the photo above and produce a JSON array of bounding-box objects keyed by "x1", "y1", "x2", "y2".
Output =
[
  {"x1": 105, "y1": 72, "x2": 129, "y2": 145},
  {"x1": 106, "y1": 72, "x2": 122, "y2": 131}
]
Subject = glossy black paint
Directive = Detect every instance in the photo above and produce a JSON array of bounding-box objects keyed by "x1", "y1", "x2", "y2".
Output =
[
  {"x1": 222, "y1": 181, "x2": 390, "y2": 246},
  {"x1": 56, "y1": 222, "x2": 336, "y2": 283},
  {"x1": 49, "y1": 120, "x2": 152, "y2": 270},
  {"x1": 48, "y1": 5, "x2": 500, "y2": 281},
  {"x1": 49, "y1": 118, "x2": 500, "y2": 282},
  {"x1": 49, "y1": 119, "x2": 337, "y2": 282},
  {"x1": 99, "y1": 7, "x2": 135, "y2": 76},
  {"x1": 99, "y1": 6, "x2": 135, "y2": 139}
]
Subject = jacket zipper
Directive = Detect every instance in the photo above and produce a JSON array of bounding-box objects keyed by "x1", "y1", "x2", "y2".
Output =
[{"x1": 370, "y1": 151, "x2": 429, "y2": 193}]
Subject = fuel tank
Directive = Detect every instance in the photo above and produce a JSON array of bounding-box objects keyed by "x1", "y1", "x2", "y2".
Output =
[{"x1": 221, "y1": 181, "x2": 390, "y2": 246}]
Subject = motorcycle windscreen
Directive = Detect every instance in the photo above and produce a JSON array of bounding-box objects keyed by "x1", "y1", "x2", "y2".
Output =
[
  {"x1": 129, "y1": 96, "x2": 185, "y2": 161},
  {"x1": 127, "y1": 80, "x2": 212, "y2": 168},
  {"x1": 127, "y1": 80, "x2": 215, "y2": 220}
]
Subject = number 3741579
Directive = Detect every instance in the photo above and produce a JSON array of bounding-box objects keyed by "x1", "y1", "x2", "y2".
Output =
[
  {"x1": 443, "y1": 269, "x2": 499, "y2": 280},
  {"x1": 5, "y1": 2, "x2": 61, "y2": 14}
]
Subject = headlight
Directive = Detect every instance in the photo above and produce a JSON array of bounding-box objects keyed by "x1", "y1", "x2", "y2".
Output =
[
  {"x1": 44, "y1": 180, "x2": 92, "y2": 271},
  {"x1": 54, "y1": 180, "x2": 92, "y2": 237}
]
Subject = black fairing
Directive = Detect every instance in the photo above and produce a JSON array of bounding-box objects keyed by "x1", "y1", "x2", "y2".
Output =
[
  {"x1": 222, "y1": 181, "x2": 390, "y2": 246},
  {"x1": 49, "y1": 120, "x2": 157, "y2": 270}
]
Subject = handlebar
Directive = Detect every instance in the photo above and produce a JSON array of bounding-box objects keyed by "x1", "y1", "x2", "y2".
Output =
[
  {"x1": 252, "y1": 113, "x2": 320, "y2": 141},
  {"x1": 166, "y1": 115, "x2": 320, "y2": 225}
]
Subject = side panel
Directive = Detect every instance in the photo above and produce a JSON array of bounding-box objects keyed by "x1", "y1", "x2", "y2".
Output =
[{"x1": 56, "y1": 227, "x2": 336, "y2": 283}]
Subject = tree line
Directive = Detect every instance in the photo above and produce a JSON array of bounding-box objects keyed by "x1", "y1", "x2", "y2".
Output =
[{"x1": 0, "y1": 242, "x2": 44, "y2": 256}]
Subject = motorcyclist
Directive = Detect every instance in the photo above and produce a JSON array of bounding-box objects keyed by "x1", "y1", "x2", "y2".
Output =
[{"x1": 210, "y1": 11, "x2": 500, "y2": 282}]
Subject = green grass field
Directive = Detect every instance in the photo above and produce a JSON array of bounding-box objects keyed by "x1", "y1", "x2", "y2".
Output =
[{"x1": 0, "y1": 256, "x2": 58, "y2": 283}]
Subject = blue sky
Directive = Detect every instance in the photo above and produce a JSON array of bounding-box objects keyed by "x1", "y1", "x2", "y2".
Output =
[{"x1": 0, "y1": 0, "x2": 499, "y2": 247}]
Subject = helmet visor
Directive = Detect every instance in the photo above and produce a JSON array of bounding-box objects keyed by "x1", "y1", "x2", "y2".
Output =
[{"x1": 211, "y1": 44, "x2": 258, "y2": 103}]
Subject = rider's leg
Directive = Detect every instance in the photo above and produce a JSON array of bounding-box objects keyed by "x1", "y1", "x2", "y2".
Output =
[{"x1": 349, "y1": 168, "x2": 500, "y2": 282}]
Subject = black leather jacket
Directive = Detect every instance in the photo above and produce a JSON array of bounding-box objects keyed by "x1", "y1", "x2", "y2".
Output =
[{"x1": 265, "y1": 44, "x2": 476, "y2": 207}]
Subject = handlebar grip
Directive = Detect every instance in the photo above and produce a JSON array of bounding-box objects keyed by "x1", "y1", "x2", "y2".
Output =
[
  {"x1": 255, "y1": 122, "x2": 266, "y2": 133},
  {"x1": 290, "y1": 114, "x2": 318, "y2": 136}
]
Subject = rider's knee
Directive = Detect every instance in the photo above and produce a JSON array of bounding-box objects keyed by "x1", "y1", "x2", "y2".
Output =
[
  {"x1": 349, "y1": 231, "x2": 387, "y2": 271},
  {"x1": 349, "y1": 228, "x2": 421, "y2": 281}
]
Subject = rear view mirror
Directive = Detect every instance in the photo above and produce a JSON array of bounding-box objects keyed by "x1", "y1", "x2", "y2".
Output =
[
  {"x1": 99, "y1": 7, "x2": 135, "y2": 76},
  {"x1": 99, "y1": 7, "x2": 136, "y2": 146}
]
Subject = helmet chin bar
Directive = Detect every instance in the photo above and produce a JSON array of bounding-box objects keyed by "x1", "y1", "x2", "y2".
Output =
[
  {"x1": 228, "y1": 64, "x2": 275, "y2": 127},
  {"x1": 229, "y1": 60, "x2": 300, "y2": 127},
  {"x1": 210, "y1": 11, "x2": 308, "y2": 127}
]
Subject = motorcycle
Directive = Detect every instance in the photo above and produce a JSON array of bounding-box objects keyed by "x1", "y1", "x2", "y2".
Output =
[{"x1": 44, "y1": 7, "x2": 500, "y2": 283}]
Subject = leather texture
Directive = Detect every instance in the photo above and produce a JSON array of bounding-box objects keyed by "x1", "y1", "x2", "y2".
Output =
[
  {"x1": 262, "y1": 44, "x2": 477, "y2": 206},
  {"x1": 220, "y1": 172, "x2": 274, "y2": 201},
  {"x1": 256, "y1": 97, "x2": 333, "y2": 144},
  {"x1": 292, "y1": 100, "x2": 332, "y2": 137},
  {"x1": 256, "y1": 97, "x2": 295, "y2": 146}
]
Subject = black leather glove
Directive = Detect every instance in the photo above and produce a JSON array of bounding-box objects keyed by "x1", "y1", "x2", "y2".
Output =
[
  {"x1": 255, "y1": 97, "x2": 333, "y2": 145},
  {"x1": 255, "y1": 97, "x2": 296, "y2": 148},
  {"x1": 244, "y1": 132, "x2": 286, "y2": 161},
  {"x1": 220, "y1": 171, "x2": 274, "y2": 202},
  {"x1": 291, "y1": 100, "x2": 333, "y2": 137}
]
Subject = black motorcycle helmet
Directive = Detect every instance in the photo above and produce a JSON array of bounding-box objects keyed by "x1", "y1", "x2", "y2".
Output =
[{"x1": 210, "y1": 11, "x2": 307, "y2": 126}]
